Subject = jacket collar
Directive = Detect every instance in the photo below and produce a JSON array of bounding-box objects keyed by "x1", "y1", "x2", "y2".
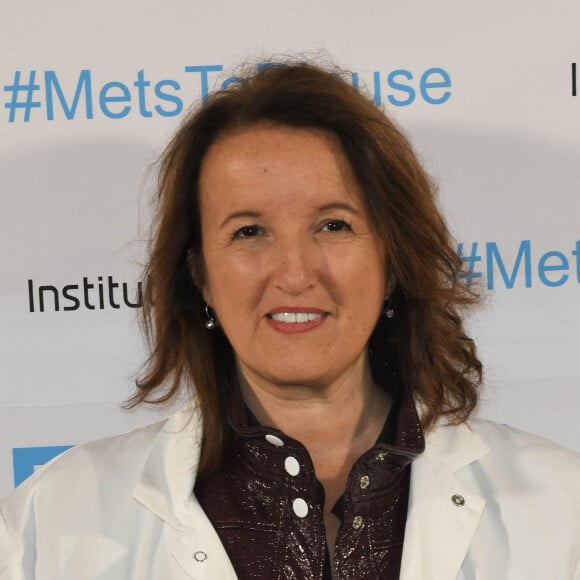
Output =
[
  {"x1": 132, "y1": 405, "x2": 202, "y2": 528},
  {"x1": 132, "y1": 405, "x2": 238, "y2": 579},
  {"x1": 400, "y1": 420, "x2": 490, "y2": 579}
]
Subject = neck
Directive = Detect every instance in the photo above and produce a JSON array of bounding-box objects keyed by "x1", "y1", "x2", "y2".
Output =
[{"x1": 237, "y1": 357, "x2": 391, "y2": 458}]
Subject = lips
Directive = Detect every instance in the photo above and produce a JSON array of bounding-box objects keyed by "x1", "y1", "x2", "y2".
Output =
[
  {"x1": 266, "y1": 307, "x2": 328, "y2": 333},
  {"x1": 269, "y1": 312, "x2": 324, "y2": 323}
]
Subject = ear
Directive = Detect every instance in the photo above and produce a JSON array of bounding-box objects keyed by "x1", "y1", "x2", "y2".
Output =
[
  {"x1": 187, "y1": 250, "x2": 211, "y2": 305},
  {"x1": 385, "y1": 274, "x2": 397, "y2": 298}
]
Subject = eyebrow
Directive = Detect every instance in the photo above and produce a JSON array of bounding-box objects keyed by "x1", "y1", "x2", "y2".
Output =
[
  {"x1": 220, "y1": 211, "x2": 262, "y2": 229},
  {"x1": 316, "y1": 201, "x2": 361, "y2": 215},
  {"x1": 219, "y1": 201, "x2": 361, "y2": 229}
]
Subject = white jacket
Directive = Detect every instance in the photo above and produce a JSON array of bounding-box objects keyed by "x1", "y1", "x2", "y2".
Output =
[{"x1": 1, "y1": 406, "x2": 579, "y2": 580}]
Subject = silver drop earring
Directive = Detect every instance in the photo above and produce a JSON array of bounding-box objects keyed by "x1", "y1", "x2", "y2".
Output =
[
  {"x1": 204, "y1": 304, "x2": 217, "y2": 329},
  {"x1": 384, "y1": 296, "x2": 395, "y2": 319}
]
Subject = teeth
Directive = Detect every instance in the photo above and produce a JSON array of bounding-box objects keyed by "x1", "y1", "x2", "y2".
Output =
[{"x1": 271, "y1": 312, "x2": 323, "y2": 323}]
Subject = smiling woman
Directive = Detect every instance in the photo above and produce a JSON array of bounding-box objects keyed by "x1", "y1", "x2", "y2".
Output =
[
  {"x1": 1, "y1": 60, "x2": 579, "y2": 580},
  {"x1": 198, "y1": 126, "x2": 386, "y2": 400},
  {"x1": 133, "y1": 62, "x2": 484, "y2": 476}
]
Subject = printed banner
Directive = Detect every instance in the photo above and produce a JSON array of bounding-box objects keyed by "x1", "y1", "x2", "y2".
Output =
[{"x1": 1, "y1": 0, "x2": 578, "y2": 496}]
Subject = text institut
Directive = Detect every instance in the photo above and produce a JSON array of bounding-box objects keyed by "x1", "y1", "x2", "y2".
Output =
[{"x1": 27, "y1": 276, "x2": 142, "y2": 312}]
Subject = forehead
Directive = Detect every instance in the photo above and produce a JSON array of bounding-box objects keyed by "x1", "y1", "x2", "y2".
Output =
[{"x1": 198, "y1": 124, "x2": 363, "y2": 208}]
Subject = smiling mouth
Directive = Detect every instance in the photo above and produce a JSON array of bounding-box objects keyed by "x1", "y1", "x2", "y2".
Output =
[{"x1": 268, "y1": 312, "x2": 325, "y2": 323}]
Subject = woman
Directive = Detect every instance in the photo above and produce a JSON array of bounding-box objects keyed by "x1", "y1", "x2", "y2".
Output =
[{"x1": 1, "y1": 61, "x2": 579, "y2": 580}]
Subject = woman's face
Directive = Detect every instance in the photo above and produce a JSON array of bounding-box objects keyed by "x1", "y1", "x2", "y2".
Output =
[{"x1": 198, "y1": 125, "x2": 387, "y2": 391}]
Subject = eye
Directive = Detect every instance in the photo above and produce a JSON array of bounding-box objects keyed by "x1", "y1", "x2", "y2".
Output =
[
  {"x1": 321, "y1": 219, "x2": 352, "y2": 233},
  {"x1": 231, "y1": 225, "x2": 263, "y2": 239}
]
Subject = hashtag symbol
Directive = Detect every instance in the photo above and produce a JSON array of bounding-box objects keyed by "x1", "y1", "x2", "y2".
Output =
[
  {"x1": 3, "y1": 71, "x2": 42, "y2": 122},
  {"x1": 457, "y1": 242, "x2": 483, "y2": 289}
]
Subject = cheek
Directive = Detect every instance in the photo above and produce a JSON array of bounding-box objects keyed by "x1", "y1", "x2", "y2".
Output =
[
  {"x1": 327, "y1": 246, "x2": 386, "y2": 298},
  {"x1": 203, "y1": 249, "x2": 266, "y2": 311}
]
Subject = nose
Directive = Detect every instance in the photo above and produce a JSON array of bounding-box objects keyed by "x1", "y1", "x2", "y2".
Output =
[{"x1": 270, "y1": 237, "x2": 320, "y2": 295}]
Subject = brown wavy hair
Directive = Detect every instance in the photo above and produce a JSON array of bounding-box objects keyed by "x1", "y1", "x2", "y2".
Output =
[{"x1": 127, "y1": 60, "x2": 482, "y2": 476}]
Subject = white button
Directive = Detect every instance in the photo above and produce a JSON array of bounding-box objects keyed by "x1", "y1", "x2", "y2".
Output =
[
  {"x1": 265, "y1": 434, "x2": 284, "y2": 447},
  {"x1": 292, "y1": 498, "x2": 309, "y2": 518},
  {"x1": 284, "y1": 456, "x2": 300, "y2": 476},
  {"x1": 193, "y1": 551, "x2": 207, "y2": 562}
]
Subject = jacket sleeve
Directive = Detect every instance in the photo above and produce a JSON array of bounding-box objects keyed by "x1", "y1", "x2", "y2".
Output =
[{"x1": 0, "y1": 501, "x2": 24, "y2": 580}]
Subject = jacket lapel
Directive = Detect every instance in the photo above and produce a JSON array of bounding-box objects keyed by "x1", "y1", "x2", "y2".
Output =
[
  {"x1": 132, "y1": 406, "x2": 238, "y2": 579},
  {"x1": 400, "y1": 421, "x2": 489, "y2": 580},
  {"x1": 133, "y1": 406, "x2": 202, "y2": 528}
]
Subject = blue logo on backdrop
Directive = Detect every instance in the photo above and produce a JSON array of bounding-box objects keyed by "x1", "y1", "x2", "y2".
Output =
[
  {"x1": 13, "y1": 445, "x2": 74, "y2": 487},
  {"x1": 1, "y1": 63, "x2": 452, "y2": 124}
]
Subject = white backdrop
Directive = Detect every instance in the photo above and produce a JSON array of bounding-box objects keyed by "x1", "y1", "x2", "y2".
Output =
[{"x1": 1, "y1": 0, "x2": 578, "y2": 497}]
